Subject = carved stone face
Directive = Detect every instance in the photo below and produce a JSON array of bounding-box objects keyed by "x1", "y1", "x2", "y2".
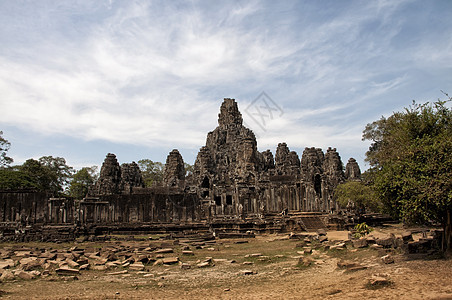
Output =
[{"x1": 238, "y1": 139, "x2": 254, "y2": 163}]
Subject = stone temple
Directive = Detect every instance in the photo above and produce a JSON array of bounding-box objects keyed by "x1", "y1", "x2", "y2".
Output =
[{"x1": 0, "y1": 98, "x2": 361, "y2": 237}]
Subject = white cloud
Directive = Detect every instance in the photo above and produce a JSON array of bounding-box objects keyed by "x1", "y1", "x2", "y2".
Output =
[{"x1": 1, "y1": 0, "x2": 451, "y2": 170}]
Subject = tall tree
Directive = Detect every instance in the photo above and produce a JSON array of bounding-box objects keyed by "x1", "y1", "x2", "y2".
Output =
[
  {"x1": 363, "y1": 95, "x2": 452, "y2": 252},
  {"x1": 0, "y1": 168, "x2": 37, "y2": 190},
  {"x1": 68, "y1": 166, "x2": 98, "y2": 199},
  {"x1": 18, "y1": 157, "x2": 74, "y2": 195},
  {"x1": 334, "y1": 181, "x2": 380, "y2": 215},
  {"x1": 20, "y1": 159, "x2": 54, "y2": 192},
  {"x1": 38, "y1": 156, "x2": 74, "y2": 193},
  {"x1": 184, "y1": 163, "x2": 194, "y2": 176},
  {"x1": 0, "y1": 131, "x2": 13, "y2": 167},
  {"x1": 137, "y1": 159, "x2": 164, "y2": 187}
]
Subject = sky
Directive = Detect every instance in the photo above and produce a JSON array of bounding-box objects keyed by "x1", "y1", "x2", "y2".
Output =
[{"x1": 1, "y1": 0, "x2": 451, "y2": 172}]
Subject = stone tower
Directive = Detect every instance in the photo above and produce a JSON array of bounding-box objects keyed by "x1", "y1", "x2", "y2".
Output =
[
  {"x1": 345, "y1": 158, "x2": 361, "y2": 180},
  {"x1": 120, "y1": 162, "x2": 145, "y2": 193},
  {"x1": 200, "y1": 98, "x2": 261, "y2": 184},
  {"x1": 275, "y1": 142, "x2": 300, "y2": 176},
  {"x1": 93, "y1": 153, "x2": 122, "y2": 195},
  {"x1": 163, "y1": 149, "x2": 186, "y2": 187}
]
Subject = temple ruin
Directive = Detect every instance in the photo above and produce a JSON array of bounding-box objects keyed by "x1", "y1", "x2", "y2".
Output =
[{"x1": 0, "y1": 98, "x2": 361, "y2": 239}]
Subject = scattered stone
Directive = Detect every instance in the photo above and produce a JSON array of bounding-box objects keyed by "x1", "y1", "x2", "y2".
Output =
[
  {"x1": 182, "y1": 250, "x2": 194, "y2": 256},
  {"x1": 66, "y1": 259, "x2": 80, "y2": 268},
  {"x1": 241, "y1": 270, "x2": 256, "y2": 275},
  {"x1": 370, "y1": 244, "x2": 383, "y2": 250},
  {"x1": 243, "y1": 262, "x2": 254, "y2": 265},
  {"x1": 129, "y1": 262, "x2": 145, "y2": 271},
  {"x1": 155, "y1": 248, "x2": 174, "y2": 254},
  {"x1": 376, "y1": 236, "x2": 395, "y2": 248},
  {"x1": 105, "y1": 261, "x2": 120, "y2": 269},
  {"x1": 16, "y1": 270, "x2": 35, "y2": 280},
  {"x1": 352, "y1": 238, "x2": 368, "y2": 248},
  {"x1": 317, "y1": 229, "x2": 327, "y2": 236},
  {"x1": 401, "y1": 231, "x2": 413, "y2": 242},
  {"x1": 107, "y1": 270, "x2": 128, "y2": 275},
  {"x1": 330, "y1": 243, "x2": 346, "y2": 250},
  {"x1": 381, "y1": 254, "x2": 395, "y2": 264},
  {"x1": 93, "y1": 257, "x2": 108, "y2": 265},
  {"x1": 62, "y1": 275, "x2": 78, "y2": 281},
  {"x1": 327, "y1": 289, "x2": 342, "y2": 295},
  {"x1": 368, "y1": 275, "x2": 391, "y2": 288},
  {"x1": 15, "y1": 251, "x2": 31, "y2": 257},
  {"x1": 0, "y1": 259, "x2": 15, "y2": 269},
  {"x1": 197, "y1": 262, "x2": 209, "y2": 268},
  {"x1": 337, "y1": 260, "x2": 367, "y2": 271},
  {"x1": 0, "y1": 270, "x2": 15, "y2": 281},
  {"x1": 347, "y1": 265, "x2": 368, "y2": 272},
  {"x1": 162, "y1": 257, "x2": 179, "y2": 265},
  {"x1": 153, "y1": 259, "x2": 163, "y2": 266},
  {"x1": 298, "y1": 257, "x2": 313, "y2": 267},
  {"x1": 318, "y1": 236, "x2": 328, "y2": 243},
  {"x1": 365, "y1": 236, "x2": 376, "y2": 244},
  {"x1": 56, "y1": 267, "x2": 80, "y2": 276}
]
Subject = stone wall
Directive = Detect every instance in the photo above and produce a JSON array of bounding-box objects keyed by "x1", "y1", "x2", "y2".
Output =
[
  {"x1": 0, "y1": 190, "x2": 48, "y2": 224},
  {"x1": 77, "y1": 191, "x2": 200, "y2": 224}
]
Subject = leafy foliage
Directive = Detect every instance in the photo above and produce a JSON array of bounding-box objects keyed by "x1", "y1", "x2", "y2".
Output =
[
  {"x1": 362, "y1": 95, "x2": 451, "y2": 227},
  {"x1": 184, "y1": 162, "x2": 194, "y2": 176},
  {"x1": 0, "y1": 168, "x2": 37, "y2": 190},
  {"x1": 334, "y1": 181, "x2": 380, "y2": 214},
  {"x1": 37, "y1": 156, "x2": 74, "y2": 194},
  {"x1": 353, "y1": 222, "x2": 373, "y2": 238},
  {"x1": 0, "y1": 131, "x2": 13, "y2": 167},
  {"x1": 3, "y1": 156, "x2": 75, "y2": 195},
  {"x1": 68, "y1": 166, "x2": 98, "y2": 199},
  {"x1": 137, "y1": 159, "x2": 164, "y2": 187}
]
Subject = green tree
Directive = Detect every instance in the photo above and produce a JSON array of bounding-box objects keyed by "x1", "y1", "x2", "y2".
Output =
[
  {"x1": 363, "y1": 95, "x2": 452, "y2": 251},
  {"x1": 137, "y1": 159, "x2": 164, "y2": 187},
  {"x1": 184, "y1": 162, "x2": 194, "y2": 176},
  {"x1": 68, "y1": 166, "x2": 98, "y2": 199},
  {"x1": 0, "y1": 131, "x2": 13, "y2": 167},
  {"x1": 0, "y1": 167, "x2": 37, "y2": 190},
  {"x1": 38, "y1": 156, "x2": 74, "y2": 194},
  {"x1": 20, "y1": 159, "x2": 54, "y2": 192},
  {"x1": 334, "y1": 181, "x2": 380, "y2": 215},
  {"x1": 18, "y1": 157, "x2": 74, "y2": 195}
]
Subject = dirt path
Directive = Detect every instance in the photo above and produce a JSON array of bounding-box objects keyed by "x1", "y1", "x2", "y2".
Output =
[{"x1": 0, "y1": 227, "x2": 451, "y2": 299}]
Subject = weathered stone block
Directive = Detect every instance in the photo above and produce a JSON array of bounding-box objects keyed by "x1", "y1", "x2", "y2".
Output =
[
  {"x1": 352, "y1": 238, "x2": 368, "y2": 248},
  {"x1": 56, "y1": 268, "x2": 80, "y2": 276}
]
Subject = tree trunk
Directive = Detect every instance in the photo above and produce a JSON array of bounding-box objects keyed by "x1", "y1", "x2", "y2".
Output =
[{"x1": 445, "y1": 209, "x2": 451, "y2": 256}]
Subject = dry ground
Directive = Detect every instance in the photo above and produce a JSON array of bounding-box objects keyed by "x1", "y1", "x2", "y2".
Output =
[{"x1": 0, "y1": 225, "x2": 451, "y2": 300}]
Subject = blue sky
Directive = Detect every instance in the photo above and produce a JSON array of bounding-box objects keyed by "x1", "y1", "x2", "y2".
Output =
[{"x1": 1, "y1": 0, "x2": 451, "y2": 172}]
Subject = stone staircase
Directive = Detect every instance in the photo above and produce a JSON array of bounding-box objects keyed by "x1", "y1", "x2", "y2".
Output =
[{"x1": 299, "y1": 216, "x2": 326, "y2": 232}]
